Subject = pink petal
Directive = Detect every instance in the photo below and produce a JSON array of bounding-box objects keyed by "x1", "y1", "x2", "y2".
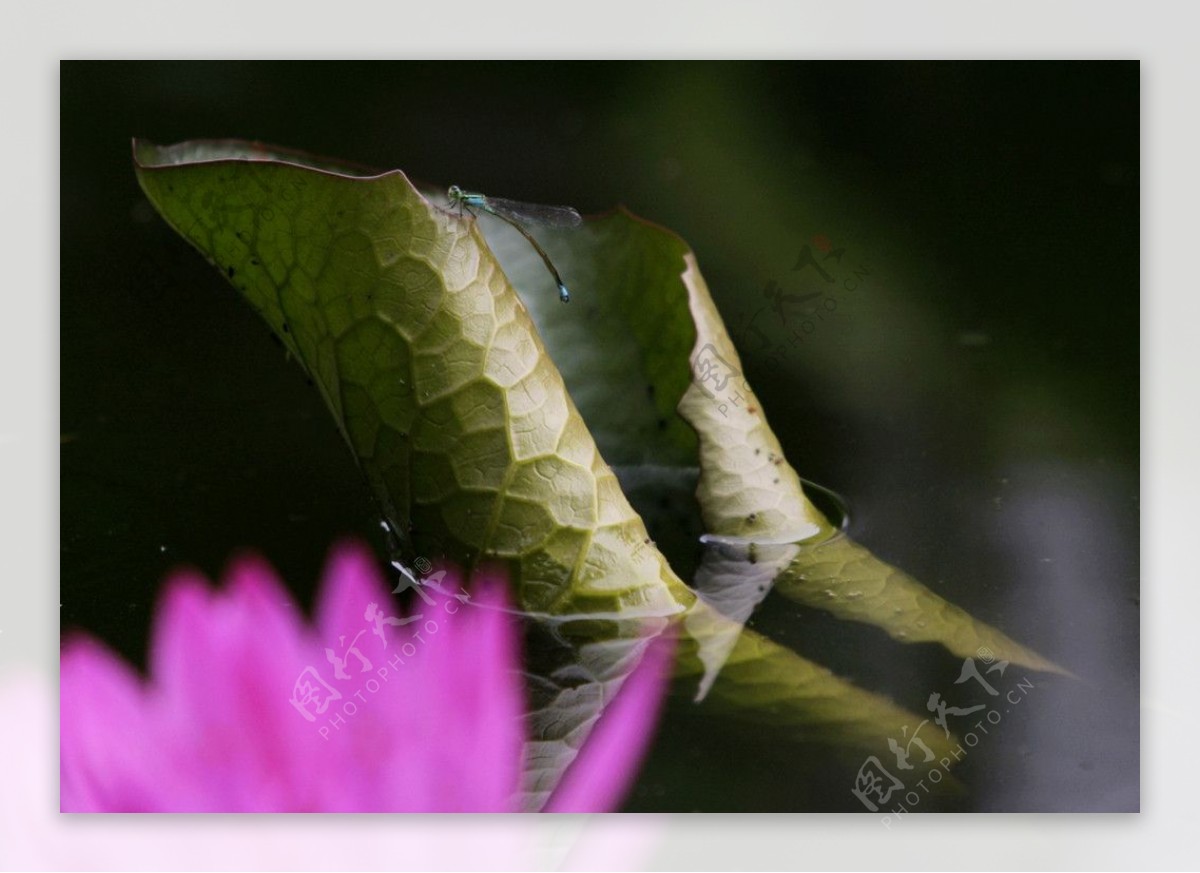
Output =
[
  {"x1": 314, "y1": 541, "x2": 395, "y2": 645},
  {"x1": 61, "y1": 540, "x2": 663, "y2": 814},
  {"x1": 146, "y1": 556, "x2": 332, "y2": 810},
  {"x1": 403, "y1": 574, "x2": 525, "y2": 810},
  {"x1": 60, "y1": 636, "x2": 161, "y2": 811},
  {"x1": 544, "y1": 632, "x2": 676, "y2": 813},
  {"x1": 315, "y1": 554, "x2": 526, "y2": 811}
]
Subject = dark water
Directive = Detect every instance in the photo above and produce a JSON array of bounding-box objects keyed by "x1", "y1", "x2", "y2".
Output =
[{"x1": 60, "y1": 61, "x2": 1139, "y2": 811}]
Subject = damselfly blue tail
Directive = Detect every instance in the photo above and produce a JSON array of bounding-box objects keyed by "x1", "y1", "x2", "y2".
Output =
[{"x1": 447, "y1": 185, "x2": 581, "y2": 303}]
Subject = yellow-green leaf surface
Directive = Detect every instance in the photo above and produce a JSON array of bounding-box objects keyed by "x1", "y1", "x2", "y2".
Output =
[
  {"x1": 775, "y1": 535, "x2": 1069, "y2": 673},
  {"x1": 134, "y1": 140, "x2": 674, "y2": 621}
]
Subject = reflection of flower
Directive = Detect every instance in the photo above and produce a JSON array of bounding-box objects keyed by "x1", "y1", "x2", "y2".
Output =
[{"x1": 61, "y1": 541, "x2": 673, "y2": 812}]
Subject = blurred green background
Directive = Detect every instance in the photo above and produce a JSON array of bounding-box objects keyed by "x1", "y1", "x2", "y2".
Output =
[{"x1": 60, "y1": 61, "x2": 1138, "y2": 811}]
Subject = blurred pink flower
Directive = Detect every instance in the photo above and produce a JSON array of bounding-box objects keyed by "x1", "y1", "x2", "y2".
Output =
[{"x1": 60, "y1": 542, "x2": 674, "y2": 812}]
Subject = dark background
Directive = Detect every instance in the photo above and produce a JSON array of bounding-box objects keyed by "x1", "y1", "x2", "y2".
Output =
[{"x1": 60, "y1": 61, "x2": 1139, "y2": 811}]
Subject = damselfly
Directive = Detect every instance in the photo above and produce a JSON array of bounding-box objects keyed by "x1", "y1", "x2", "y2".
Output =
[{"x1": 447, "y1": 185, "x2": 582, "y2": 303}]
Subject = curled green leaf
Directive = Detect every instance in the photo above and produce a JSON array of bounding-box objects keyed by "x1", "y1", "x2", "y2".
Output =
[{"x1": 134, "y1": 140, "x2": 1056, "y2": 807}]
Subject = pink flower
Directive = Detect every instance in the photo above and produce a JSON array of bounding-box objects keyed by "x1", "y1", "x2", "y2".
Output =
[{"x1": 60, "y1": 541, "x2": 674, "y2": 812}]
